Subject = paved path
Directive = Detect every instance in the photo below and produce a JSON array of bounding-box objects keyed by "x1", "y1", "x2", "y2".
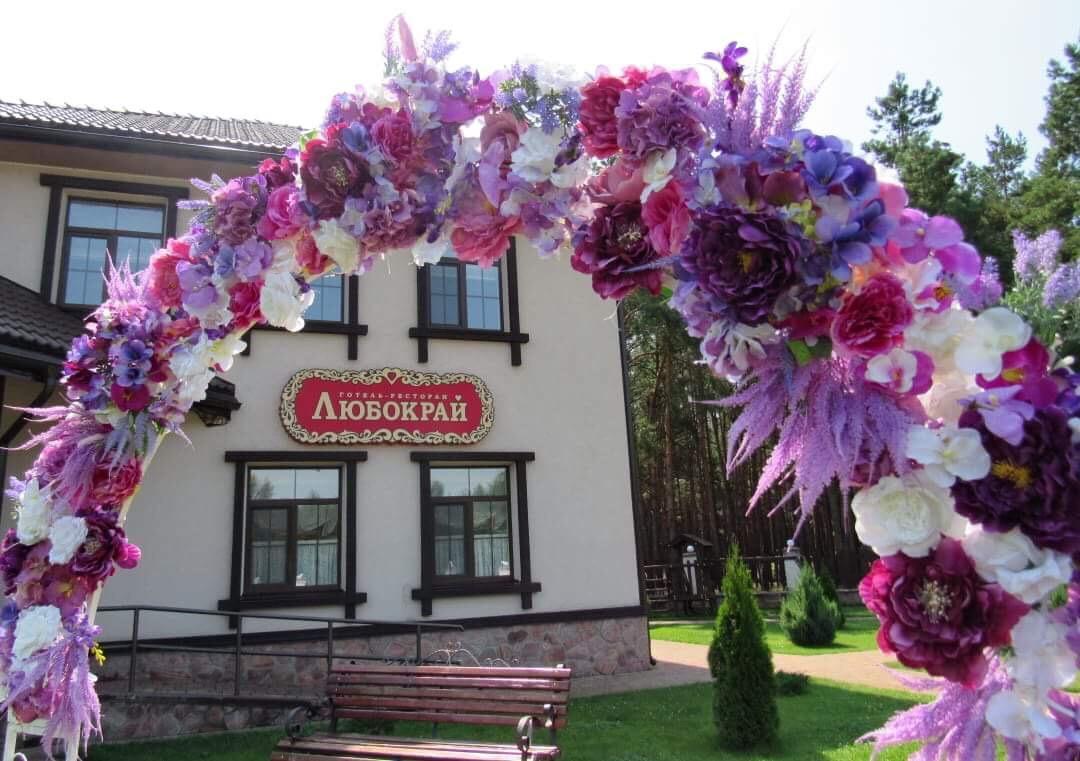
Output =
[{"x1": 572, "y1": 640, "x2": 928, "y2": 698}]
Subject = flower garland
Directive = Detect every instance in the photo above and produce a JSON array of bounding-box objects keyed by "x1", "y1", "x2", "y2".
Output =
[{"x1": 1, "y1": 17, "x2": 1078, "y2": 760}]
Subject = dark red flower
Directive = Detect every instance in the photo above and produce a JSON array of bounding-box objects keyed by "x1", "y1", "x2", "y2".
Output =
[
  {"x1": 579, "y1": 75, "x2": 626, "y2": 158},
  {"x1": 110, "y1": 383, "x2": 150, "y2": 412},
  {"x1": 90, "y1": 457, "x2": 142, "y2": 507},
  {"x1": 299, "y1": 138, "x2": 367, "y2": 220},
  {"x1": 71, "y1": 507, "x2": 139, "y2": 580},
  {"x1": 371, "y1": 108, "x2": 415, "y2": 165},
  {"x1": 859, "y1": 538, "x2": 1028, "y2": 687},
  {"x1": 832, "y1": 273, "x2": 913, "y2": 358},
  {"x1": 571, "y1": 201, "x2": 662, "y2": 300},
  {"x1": 228, "y1": 280, "x2": 264, "y2": 332},
  {"x1": 257, "y1": 156, "x2": 296, "y2": 190}
]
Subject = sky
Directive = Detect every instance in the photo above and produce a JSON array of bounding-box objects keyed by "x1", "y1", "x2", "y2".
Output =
[{"x1": 2, "y1": 0, "x2": 1078, "y2": 169}]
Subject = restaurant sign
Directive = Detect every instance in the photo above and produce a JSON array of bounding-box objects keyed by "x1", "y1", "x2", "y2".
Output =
[{"x1": 280, "y1": 368, "x2": 494, "y2": 445}]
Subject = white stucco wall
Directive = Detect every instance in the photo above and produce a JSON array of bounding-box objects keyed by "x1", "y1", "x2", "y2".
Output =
[{"x1": 0, "y1": 158, "x2": 640, "y2": 642}]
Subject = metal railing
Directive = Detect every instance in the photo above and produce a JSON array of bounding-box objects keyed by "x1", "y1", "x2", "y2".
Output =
[{"x1": 96, "y1": 605, "x2": 465, "y2": 705}]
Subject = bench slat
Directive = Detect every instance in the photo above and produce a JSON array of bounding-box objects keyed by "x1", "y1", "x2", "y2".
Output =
[
  {"x1": 328, "y1": 685, "x2": 568, "y2": 705},
  {"x1": 332, "y1": 664, "x2": 570, "y2": 679},
  {"x1": 332, "y1": 695, "x2": 568, "y2": 716},
  {"x1": 330, "y1": 674, "x2": 567, "y2": 691},
  {"x1": 272, "y1": 735, "x2": 559, "y2": 761},
  {"x1": 288, "y1": 733, "x2": 558, "y2": 753},
  {"x1": 334, "y1": 708, "x2": 567, "y2": 728}
]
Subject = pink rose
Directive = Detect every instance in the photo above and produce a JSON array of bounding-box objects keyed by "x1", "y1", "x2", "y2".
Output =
[
  {"x1": 228, "y1": 281, "x2": 263, "y2": 331},
  {"x1": 587, "y1": 159, "x2": 645, "y2": 204},
  {"x1": 295, "y1": 232, "x2": 330, "y2": 275},
  {"x1": 641, "y1": 182, "x2": 690, "y2": 255},
  {"x1": 451, "y1": 215, "x2": 522, "y2": 268},
  {"x1": 832, "y1": 273, "x2": 914, "y2": 358},
  {"x1": 145, "y1": 245, "x2": 189, "y2": 309},
  {"x1": 480, "y1": 112, "x2": 525, "y2": 155},
  {"x1": 90, "y1": 457, "x2": 142, "y2": 507},
  {"x1": 371, "y1": 108, "x2": 415, "y2": 164},
  {"x1": 579, "y1": 75, "x2": 626, "y2": 158},
  {"x1": 256, "y1": 185, "x2": 302, "y2": 241}
]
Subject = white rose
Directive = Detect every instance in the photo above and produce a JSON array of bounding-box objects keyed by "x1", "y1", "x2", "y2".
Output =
[
  {"x1": 1009, "y1": 609, "x2": 1078, "y2": 694},
  {"x1": 510, "y1": 128, "x2": 562, "y2": 183},
  {"x1": 47, "y1": 515, "x2": 88, "y2": 565},
  {"x1": 13, "y1": 605, "x2": 63, "y2": 661},
  {"x1": 986, "y1": 688, "x2": 1062, "y2": 747},
  {"x1": 954, "y1": 307, "x2": 1031, "y2": 379},
  {"x1": 852, "y1": 472, "x2": 964, "y2": 558},
  {"x1": 906, "y1": 425, "x2": 991, "y2": 487},
  {"x1": 963, "y1": 526, "x2": 1073, "y2": 604},
  {"x1": 313, "y1": 219, "x2": 360, "y2": 274},
  {"x1": 259, "y1": 271, "x2": 314, "y2": 333},
  {"x1": 16, "y1": 478, "x2": 51, "y2": 546}
]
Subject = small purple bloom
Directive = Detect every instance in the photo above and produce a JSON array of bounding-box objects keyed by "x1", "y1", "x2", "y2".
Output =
[
  {"x1": 966, "y1": 385, "x2": 1034, "y2": 445},
  {"x1": 891, "y1": 210, "x2": 964, "y2": 263},
  {"x1": 230, "y1": 238, "x2": 273, "y2": 282},
  {"x1": 176, "y1": 262, "x2": 217, "y2": 310}
]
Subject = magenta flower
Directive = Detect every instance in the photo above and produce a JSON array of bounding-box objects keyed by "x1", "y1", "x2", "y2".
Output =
[
  {"x1": 859, "y1": 538, "x2": 1028, "y2": 687},
  {"x1": 831, "y1": 273, "x2": 914, "y2": 358},
  {"x1": 891, "y1": 209, "x2": 963, "y2": 263},
  {"x1": 615, "y1": 69, "x2": 710, "y2": 161},
  {"x1": 571, "y1": 201, "x2": 662, "y2": 300},
  {"x1": 965, "y1": 386, "x2": 1034, "y2": 445},
  {"x1": 977, "y1": 338, "x2": 1059, "y2": 409}
]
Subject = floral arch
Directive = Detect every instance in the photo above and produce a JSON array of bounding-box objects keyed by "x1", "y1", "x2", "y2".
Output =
[{"x1": 3, "y1": 17, "x2": 1079, "y2": 761}]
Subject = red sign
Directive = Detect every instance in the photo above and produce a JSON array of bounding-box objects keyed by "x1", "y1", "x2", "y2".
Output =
[{"x1": 280, "y1": 368, "x2": 494, "y2": 445}]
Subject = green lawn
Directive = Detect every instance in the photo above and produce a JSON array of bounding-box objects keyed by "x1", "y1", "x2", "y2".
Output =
[
  {"x1": 87, "y1": 679, "x2": 923, "y2": 761},
  {"x1": 650, "y1": 615, "x2": 881, "y2": 656}
]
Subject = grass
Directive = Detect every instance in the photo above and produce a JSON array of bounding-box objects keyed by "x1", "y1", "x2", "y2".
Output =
[
  {"x1": 650, "y1": 615, "x2": 881, "y2": 656},
  {"x1": 86, "y1": 679, "x2": 925, "y2": 761}
]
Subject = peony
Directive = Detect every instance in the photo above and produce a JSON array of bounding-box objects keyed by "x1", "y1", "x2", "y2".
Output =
[
  {"x1": 257, "y1": 156, "x2": 295, "y2": 190},
  {"x1": 832, "y1": 273, "x2": 914, "y2": 358},
  {"x1": 962, "y1": 525, "x2": 1073, "y2": 604},
  {"x1": 641, "y1": 182, "x2": 690, "y2": 256},
  {"x1": 681, "y1": 205, "x2": 808, "y2": 325},
  {"x1": 578, "y1": 74, "x2": 625, "y2": 158},
  {"x1": 859, "y1": 538, "x2": 1028, "y2": 686},
  {"x1": 852, "y1": 472, "x2": 965, "y2": 558},
  {"x1": 15, "y1": 479, "x2": 51, "y2": 546},
  {"x1": 228, "y1": 280, "x2": 263, "y2": 331},
  {"x1": 71, "y1": 508, "x2": 136, "y2": 579},
  {"x1": 952, "y1": 407, "x2": 1080, "y2": 554},
  {"x1": 256, "y1": 185, "x2": 302, "y2": 241},
  {"x1": 510, "y1": 128, "x2": 563, "y2": 184},
  {"x1": 313, "y1": 219, "x2": 361, "y2": 274},
  {"x1": 259, "y1": 270, "x2": 314, "y2": 333},
  {"x1": 370, "y1": 108, "x2": 415, "y2": 164},
  {"x1": 89, "y1": 456, "x2": 142, "y2": 508},
  {"x1": 571, "y1": 201, "x2": 661, "y2": 300},
  {"x1": 12, "y1": 605, "x2": 62, "y2": 662},
  {"x1": 47, "y1": 516, "x2": 87, "y2": 565},
  {"x1": 906, "y1": 424, "x2": 991, "y2": 488},
  {"x1": 954, "y1": 307, "x2": 1031, "y2": 380},
  {"x1": 144, "y1": 247, "x2": 187, "y2": 309},
  {"x1": 299, "y1": 137, "x2": 366, "y2": 219}
]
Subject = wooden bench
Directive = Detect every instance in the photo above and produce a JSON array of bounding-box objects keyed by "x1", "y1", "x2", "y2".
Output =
[{"x1": 271, "y1": 662, "x2": 572, "y2": 761}]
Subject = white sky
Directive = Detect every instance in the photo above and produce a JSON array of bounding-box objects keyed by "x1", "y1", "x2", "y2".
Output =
[{"x1": 3, "y1": 0, "x2": 1078, "y2": 169}]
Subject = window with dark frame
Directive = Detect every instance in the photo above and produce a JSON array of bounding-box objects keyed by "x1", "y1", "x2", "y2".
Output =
[
  {"x1": 304, "y1": 272, "x2": 345, "y2": 323},
  {"x1": 430, "y1": 466, "x2": 513, "y2": 580},
  {"x1": 60, "y1": 198, "x2": 165, "y2": 307},
  {"x1": 245, "y1": 466, "x2": 342, "y2": 593},
  {"x1": 428, "y1": 254, "x2": 504, "y2": 332}
]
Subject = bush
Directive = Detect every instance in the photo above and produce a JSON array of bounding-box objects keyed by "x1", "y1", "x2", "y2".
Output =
[
  {"x1": 775, "y1": 671, "x2": 810, "y2": 696},
  {"x1": 817, "y1": 566, "x2": 846, "y2": 629},
  {"x1": 780, "y1": 566, "x2": 839, "y2": 647},
  {"x1": 708, "y1": 545, "x2": 779, "y2": 749}
]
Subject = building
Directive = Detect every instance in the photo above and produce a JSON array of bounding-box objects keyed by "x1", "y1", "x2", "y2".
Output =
[{"x1": 0, "y1": 100, "x2": 649, "y2": 739}]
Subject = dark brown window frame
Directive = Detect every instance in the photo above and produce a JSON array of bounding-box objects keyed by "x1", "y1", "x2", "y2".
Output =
[
  {"x1": 428, "y1": 257, "x2": 505, "y2": 332},
  {"x1": 219, "y1": 451, "x2": 367, "y2": 621},
  {"x1": 244, "y1": 465, "x2": 343, "y2": 595},
  {"x1": 410, "y1": 238, "x2": 529, "y2": 366},
  {"x1": 58, "y1": 196, "x2": 166, "y2": 309},
  {"x1": 429, "y1": 465, "x2": 514, "y2": 582},
  {"x1": 410, "y1": 451, "x2": 539, "y2": 617}
]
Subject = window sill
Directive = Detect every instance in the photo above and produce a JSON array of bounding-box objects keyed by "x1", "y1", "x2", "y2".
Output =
[
  {"x1": 408, "y1": 326, "x2": 529, "y2": 344},
  {"x1": 253, "y1": 321, "x2": 368, "y2": 336},
  {"x1": 217, "y1": 590, "x2": 368, "y2": 612},
  {"x1": 411, "y1": 579, "x2": 541, "y2": 602}
]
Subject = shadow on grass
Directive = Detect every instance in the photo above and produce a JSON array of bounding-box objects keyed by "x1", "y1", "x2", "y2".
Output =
[{"x1": 86, "y1": 680, "x2": 922, "y2": 761}]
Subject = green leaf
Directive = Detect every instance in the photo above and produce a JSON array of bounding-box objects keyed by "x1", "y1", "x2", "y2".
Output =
[{"x1": 786, "y1": 340, "x2": 813, "y2": 366}]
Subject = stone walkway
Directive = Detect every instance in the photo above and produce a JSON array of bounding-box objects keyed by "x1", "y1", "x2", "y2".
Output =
[{"x1": 572, "y1": 639, "x2": 929, "y2": 698}]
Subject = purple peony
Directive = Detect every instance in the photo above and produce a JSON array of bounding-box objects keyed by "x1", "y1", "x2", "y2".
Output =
[
  {"x1": 71, "y1": 508, "x2": 138, "y2": 581},
  {"x1": 952, "y1": 407, "x2": 1080, "y2": 554},
  {"x1": 0, "y1": 530, "x2": 29, "y2": 596},
  {"x1": 299, "y1": 137, "x2": 369, "y2": 220},
  {"x1": 211, "y1": 177, "x2": 262, "y2": 246},
  {"x1": 570, "y1": 201, "x2": 662, "y2": 300},
  {"x1": 859, "y1": 538, "x2": 1029, "y2": 687},
  {"x1": 615, "y1": 69, "x2": 709, "y2": 161},
  {"x1": 680, "y1": 205, "x2": 809, "y2": 325}
]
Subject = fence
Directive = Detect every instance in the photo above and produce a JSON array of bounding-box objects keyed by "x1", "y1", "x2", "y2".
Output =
[{"x1": 642, "y1": 554, "x2": 788, "y2": 612}]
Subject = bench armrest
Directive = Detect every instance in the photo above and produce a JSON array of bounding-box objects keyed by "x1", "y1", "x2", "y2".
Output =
[{"x1": 515, "y1": 703, "x2": 557, "y2": 759}]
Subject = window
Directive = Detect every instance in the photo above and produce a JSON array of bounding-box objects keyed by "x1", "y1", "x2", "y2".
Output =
[
  {"x1": 428, "y1": 254, "x2": 503, "y2": 331},
  {"x1": 245, "y1": 467, "x2": 341, "y2": 592},
  {"x1": 306, "y1": 273, "x2": 345, "y2": 323},
  {"x1": 61, "y1": 198, "x2": 164, "y2": 306},
  {"x1": 430, "y1": 467, "x2": 512, "y2": 579}
]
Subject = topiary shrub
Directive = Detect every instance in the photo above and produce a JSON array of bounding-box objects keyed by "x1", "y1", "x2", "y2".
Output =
[
  {"x1": 817, "y1": 566, "x2": 846, "y2": 629},
  {"x1": 708, "y1": 545, "x2": 779, "y2": 749},
  {"x1": 779, "y1": 566, "x2": 839, "y2": 647}
]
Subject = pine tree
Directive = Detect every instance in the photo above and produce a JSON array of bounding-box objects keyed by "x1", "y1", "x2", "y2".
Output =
[
  {"x1": 817, "y1": 566, "x2": 845, "y2": 629},
  {"x1": 709, "y1": 545, "x2": 778, "y2": 749},
  {"x1": 863, "y1": 72, "x2": 943, "y2": 167},
  {"x1": 779, "y1": 566, "x2": 839, "y2": 647}
]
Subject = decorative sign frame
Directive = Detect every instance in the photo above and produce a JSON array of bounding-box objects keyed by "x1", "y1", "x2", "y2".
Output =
[{"x1": 279, "y1": 367, "x2": 494, "y2": 445}]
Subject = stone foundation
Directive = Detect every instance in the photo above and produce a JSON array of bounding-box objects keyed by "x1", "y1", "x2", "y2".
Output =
[{"x1": 92, "y1": 614, "x2": 650, "y2": 741}]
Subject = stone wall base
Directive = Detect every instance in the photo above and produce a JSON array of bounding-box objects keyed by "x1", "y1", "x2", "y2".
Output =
[{"x1": 93, "y1": 614, "x2": 650, "y2": 741}]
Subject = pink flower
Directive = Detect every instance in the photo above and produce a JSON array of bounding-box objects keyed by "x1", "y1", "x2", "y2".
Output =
[
  {"x1": 256, "y1": 185, "x2": 302, "y2": 241},
  {"x1": 586, "y1": 159, "x2": 645, "y2": 204},
  {"x1": 859, "y1": 538, "x2": 1029, "y2": 687},
  {"x1": 832, "y1": 273, "x2": 914, "y2": 358},
  {"x1": 294, "y1": 232, "x2": 330, "y2": 275},
  {"x1": 228, "y1": 281, "x2": 263, "y2": 332},
  {"x1": 578, "y1": 74, "x2": 627, "y2": 158},
  {"x1": 451, "y1": 214, "x2": 522, "y2": 267},
  {"x1": 371, "y1": 108, "x2": 415, "y2": 164},
  {"x1": 934, "y1": 242, "x2": 982, "y2": 285},
  {"x1": 892, "y1": 209, "x2": 963, "y2": 263},
  {"x1": 878, "y1": 183, "x2": 909, "y2": 218},
  {"x1": 110, "y1": 383, "x2": 150, "y2": 413},
  {"x1": 145, "y1": 245, "x2": 189, "y2": 309},
  {"x1": 115, "y1": 541, "x2": 141, "y2": 570},
  {"x1": 641, "y1": 182, "x2": 690, "y2": 255},
  {"x1": 977, "y1": 338, "x2": 1059, "y2": 409},
  {"x1": 480, "y1": 112, "x2": 525, "y2": 156},
  {"x1": 863, "y1": 348, "x2": 934, "y2": 396},
  {"x1": 90, "y1": 457, "x2": 142, "y2": 508}
]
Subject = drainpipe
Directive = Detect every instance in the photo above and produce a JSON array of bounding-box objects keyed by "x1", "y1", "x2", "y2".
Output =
[{"x1": 0, "y1": 369, "x2": 58, "y2": 489}]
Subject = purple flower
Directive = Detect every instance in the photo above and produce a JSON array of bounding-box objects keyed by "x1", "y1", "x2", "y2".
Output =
[
  {"x1": 680, "y1": 205, "x2": 809, "y2": 325},
  {"x1": 952, "y1": 406, "x2": 1080, "y2": 554},
  {"x1": 570, "y1": 201, "x2": 662, "y2": 300},
  {"x1": 890, "y1": 209, "x2": 963, "y2": 264},
  {"x1": 812, "y1": 200, "x2": 894, "y2": 282},
  {"x1": 70, "y1": 508, "x2": 136, "y2": 581},
  {"x1": 0, "y1": 530, "x2": 29, "y2": 595},
  {"x1": 953, "y1": 256, "x2": 1003, "y2": 310},
  {"x1": 211, "y1": 177, "x2": 263, "y2": 246},
  {"x1": 1044, "y1": 261, "x2": 1080, "y2": 308},
  {"x1": 1012, "y1": 228, "x2": 1062, "y2": 282},
  {"x1": 229, "y1": 238, "x2": 273, "y2": 282},
  {"x1": 705, "y1": 42, "x2": 747, "y2": 109},
  {"x1": 615, "y1": 69, "x2": 710, "y2": 161},
  {"x1": 109, "y1": 339, "x2": 152, "y2": 388},
  {"x1": 966, "y1": 385, "x2": 1035, "y2": 445},
  {"x1": 175, "y1": 262, "x2": 217, "y2": 310},
  {"x1": 800, "y1": 136, "x2": 878, "y2": 204}
]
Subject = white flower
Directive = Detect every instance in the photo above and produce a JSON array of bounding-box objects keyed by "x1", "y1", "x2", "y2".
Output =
[
  {"x1": 526, "y1": 59, "x2": 584, "y2": 93},
  {"x1": 905, "y1": 306, "x2": 975, "y2": 373},
  {"x1": 411, "y1": 233, "x2": 452, "y2": 267},
  {"x1": 313, "y1": 219, "x2": 361, "y2": 274},
  {"x1": 270, "y1": 236, "x2": 301, "y2": 273},
  {"x1": 954, "y1": 307, "x2": 1031, "y2": 379},
  {"x1": 987, "y1": 688, "x2": 1062, "y2": 747},
  {"x1": 182, "y1": 292, "x2": 232, "y2": 330},
  {"x1": 47, "y1": 515, "x2": 88, "y2": 565},
  {"x1": 510, "y1": 128, "x2": 562, "y2": 183},
  {"x1": 918, "y1": 369, "x2": 979, "y2": 425},
  {"x1": 259, "y1": 271, "x2": 314, "y2": 333},
  {"x1": 865, "y1": 348, "x2": 922, "y2": 393},
  {"x1": 640, "y1": 148, "x2": 678, "y2": 201},
  {"x1": 962, "y1": 526, "x2": 1073, "y2": 604},
  {"x1": 701, "y1": 321, "x2": 777, "y2": 382},
  {"x1": 208, "y1": 333, "x2": 247, "y2": 373},
  {"x1": 852, "y1": 472, "x2": 965, "y2": 558},
  {"x1": 1009, "y1": 609, "x2": 1078, "y2": 694},
  {"x1": 169, "y1": 338, "x2": 216, "y2": 408},
  {"x1": 444, "y1": 136, "x2": 480, "y2": 192},
  {"x1": 551, "y1": 154, "x2": 590, "y2": 189},
  {"x1": 13, "y1": 605, "x2": 63, "y2": 661},
  {"x1": 1069, "y1": 417, "x2": 1080, "y2": 444},
  {"x1": 15, "y1": 478, "x2": 51, "y2": 546},
  {"x1": 906, "y1": 425, "x2": 990, "y2": 487},
  {"x1": 694, "y1": 168, "x2": 720, "y2": 207}
]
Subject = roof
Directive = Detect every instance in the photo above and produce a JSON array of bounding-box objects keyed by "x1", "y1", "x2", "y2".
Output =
[
  {"x1": 668, "y1": 533, "x2": 714, "y2": 549},
  {"x1": 0, "y1": 276, "x2": 86, "y2": 357},
  {"x1": 0, "y1": 99, "x2": 305, "y2": 158}
]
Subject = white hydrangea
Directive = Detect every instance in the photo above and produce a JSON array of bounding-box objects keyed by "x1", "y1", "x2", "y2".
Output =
[
  {"x1": 962, "y1": 525, "x2": 1073, "y2": 604},
  {"x1": 551, "y1": 154, "x2": 590, "y2": 190},
  {"x1": 906, "y1": 425, "x2": 991, "y2": 487},
  {"x1": 259, "y1": 270, "x2": 315, "y2": 333},
  {"x1": 169, "y1": 338, "x2": 216, "y2": 408},
  {"x1": 411, "y1": 233, "x2": 452, "y2": 267},
  {"x1": 15, "y1": 478, "x2": 51, "y2": 546},
  {"x1": 510, "y1": 128, "x2": 562, "y2": 183},
  {"x1": 12, "y1": 605, "x2": 63, "y2": 661},
  {"x1": 313, "y1": 219, "x2": 361, "y2": 274},
  {"x1": 47, "y1": 515, "x2": 88, "y2": 565},
  {"x1": 1009, "y1": 609, "x2": 1078, "y2": 695},
  {"x1": 852, "y1": 472, "x2": 965, "y2": 558}
]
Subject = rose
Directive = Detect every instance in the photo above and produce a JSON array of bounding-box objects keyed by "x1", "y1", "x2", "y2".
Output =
[
  {"x1": 480, "y1": 112, "x2": 524, "y2": 156},
  {"x1": 258, "y1": 156, "x2": 296, "y2": 190},
  {"x1": 371, "y1": 108, "x2": 415, "y2": 164},
  {"x1": 587, "y1": 160, "x2": 646, "y2": 204},
  {"x1": 145, "y1": 247, "x2": 187, "y2": 309},
  {"x1": 12, "y1": 605, "x2": 62, "y2": 661},
  {"x1": 641, "y1": 182, "x2": 691, "y2": 256},
  {"x1": 228, "y1": 281, "x2": 263, "y2": 331},
  {"x1": 299, "y1": 138, "x2": 366, "y2": 220},
  {"x1": 313, "y1": 219, "x2": 360, "y2": 274},
  {"x1": 578, "y1": 74, "x2": 626, "y2": 158},
  {"x1": 858, "y1": 538, "x2": 1028, "y2": 686},
  {"x1": 46, "y1": 516, "x2": 87, "y2": 565},
  {"x1": 852, "y1": 472, "x2": 965, "y2": 557},
  {"x1": 294, "y1": 232, "x2": 331, "y2": 275},
  {"x1": 15, "y1": 479, "x2": 50, "y2": 546},
  {"x1": 256, "y1": 185, "x2": 302, "y2": 241},
  {"x1": 832, "y1": 273, "x2": 914, "y2": 358},
  {"x1": 90, "y1": 457, "x2": 142, "y2": 508},
  {"x1": 450, "y1": 214, "x2": 522, "y2": 268},
  {"x1": 962, "y1": 525, "x2": 1072, "y2": 604}
]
